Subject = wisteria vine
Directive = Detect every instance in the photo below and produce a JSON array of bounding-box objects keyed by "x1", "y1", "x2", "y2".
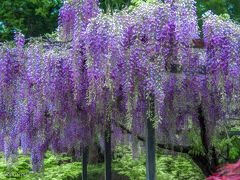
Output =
[{"x1": 0, "y1": 0, "x2": 239, "y2": 172}]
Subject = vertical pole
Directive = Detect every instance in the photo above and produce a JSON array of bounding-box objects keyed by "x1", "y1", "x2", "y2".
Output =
[
  {"x1": 105, "y1": 122, "x2": 111, "y2": 180},
  {"x1": 146, "y1": 93, "x2": 156, "y2": 180},
  {"x1": 82, "y1": 146, "x2": 89, "y2": 180},
  {"x1": 132, "y1": 135, "x2": 139, "y2": 159}
]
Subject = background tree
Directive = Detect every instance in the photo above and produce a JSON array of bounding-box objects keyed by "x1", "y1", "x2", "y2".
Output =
[
  {"x1": 0, "y1": 0, "x2": 62, "y2": 41},
  {"x1": 196, "y1": 0, "x2": 240, "y2": 22}
]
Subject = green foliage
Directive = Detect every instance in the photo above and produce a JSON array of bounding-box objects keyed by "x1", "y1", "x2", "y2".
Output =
[
  {"x1": 187, "y1": 128, "x2": 205, "y2": 156},
  {"x1": 99, "y1": 0, "x2": 131, "y2": 13},
  {"x1": 0, "y1": 146, "x2": 204, "y2": 180},
  {"x1": 113, "y1": 145, "x2": 204, "y2": 180},
  {"x1": 216, "y1": 135, "x2": 240, "y2": 163},
  {"x1": 113, "y1": 145, "x2": 146, "y2": 179},
  {"x1": 196, "y1": 0, "x2": 240, "y2": 23},
  {"x1": 0, "y1": 0, "x2": 62, "y2": 41},
  {"x1": 0, "y1": 151, "x2": 82, "y2": 179},
  {"x1": 219, "y1": 13, "x2": 231, "y2": 20},
  {"x1": 156, "y1": 155, "x2": 204, "y2": 180},
  {"x1": 42, "y1": 152, "x2": 82, "y2": 180},
  {"x1": 196, "y1": 0, "x2": 240, "y2": 36}
]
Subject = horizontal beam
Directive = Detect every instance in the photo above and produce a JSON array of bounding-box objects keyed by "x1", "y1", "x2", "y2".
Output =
[
  {"x1": 33, "y1": 38, "x2": 206, "y2": 49},
  {"x1": 192, "y1": 39, "x2": 205, "y2": 49},
  {"x1": 168, "y1": 63, "x2": 207, "y2": 75},
  {"x1": 228, "y1": 131, "x2": 240, "y2": 137}
]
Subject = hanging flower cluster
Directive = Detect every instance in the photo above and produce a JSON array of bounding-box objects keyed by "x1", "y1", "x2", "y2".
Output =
[{"x1": 203, "y1": 12, "x2": 240, "y2": 119}]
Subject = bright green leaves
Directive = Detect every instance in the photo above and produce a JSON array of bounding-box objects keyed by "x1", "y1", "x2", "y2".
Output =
[{"x1": 113, "y1": 145, "x2": 204, "y2": 180}]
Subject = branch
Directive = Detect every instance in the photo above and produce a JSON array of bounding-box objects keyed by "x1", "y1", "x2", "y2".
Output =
[
  {"x1": 44, "y1": 38, "x2": 72, "y2": 45},
  {"x1": 114, "y1": 121, "x2": 191, "y2": 154}
]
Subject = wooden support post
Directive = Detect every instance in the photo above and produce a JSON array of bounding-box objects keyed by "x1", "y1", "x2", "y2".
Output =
[
  {"x1": 82, "y1": 146, "x2": 89, "y2": 180},
  {"x1": 146, "y1": 93, "x2": 156, "y2": 180},
  {"x1": 104, "y1": 122, "x2": 112, "y2": 180}
]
